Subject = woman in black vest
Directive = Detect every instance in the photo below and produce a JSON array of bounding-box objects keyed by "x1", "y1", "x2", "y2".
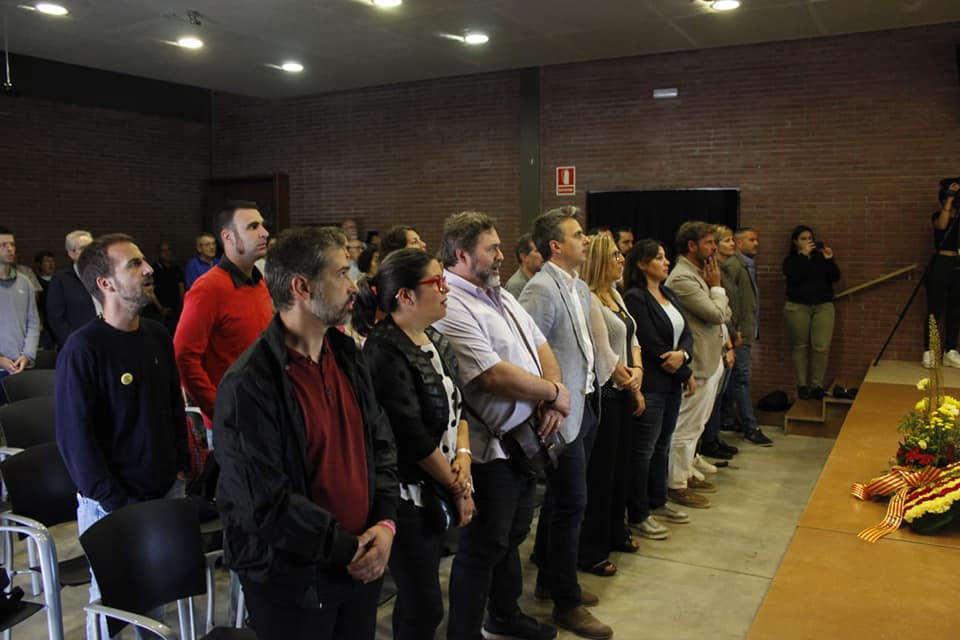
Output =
[{"x1": 354, "y1": 248, "x2": 476, "y2": 640}]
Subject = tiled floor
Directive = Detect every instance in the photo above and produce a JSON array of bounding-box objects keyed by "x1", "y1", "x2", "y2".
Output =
[{"x1": 11, "y1": 425, "x2": 834, "y2": 640}]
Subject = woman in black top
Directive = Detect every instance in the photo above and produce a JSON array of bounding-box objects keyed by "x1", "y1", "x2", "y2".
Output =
[
  {"x1": 354, "y1": 249, "x2": 476, "y2": 640},
  {"x1": 782, "y1": 225, "x2": 841, "y2": 400},
  {"x1": 623, "y1": 239, "x2": 697, "y2": 529},
  {"x1": 925, "y1": 180, "x2": 960, "y2": 368}
]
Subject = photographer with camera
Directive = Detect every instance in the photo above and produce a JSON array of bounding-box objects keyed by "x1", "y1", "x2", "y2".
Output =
[
  {"x1": 783, "y1": 225, "x2": 841, "y2": 400},
  {"x1": 924, "y1": 180, "x2": 960, "y2": 368}
]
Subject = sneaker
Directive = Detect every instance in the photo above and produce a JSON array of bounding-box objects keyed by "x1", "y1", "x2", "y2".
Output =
[
  {"x1": 691, "y1": 467, "x2": 706, "y2": 482},
  {"x1": 946, "y1": 350, "x2": 960, "y2": 368},
  {"x1": 687, "y1": 476, "x2": 717, "y2": 493},
  {"x1": 922, "y1": 350, "x2": 935, "y2": 368},
  {"x1": 717, "y1": 438, "x2": 739, "y2": 455},
  {"x1": 482, "y1": 611, "x2": 558, "y2": 640},
  {"x1": 693, "y1": 454, "x2": 718, "y2": 474},
  {"x1": 552, "y1": 605, "x2": 613, "y2": 640},
  {"x1": 700, "y1": 440, "x2": 733, "y2": 460},
  {"x1": 534, "y1": 586, "x2": 599, "y2": 607},
  {"x1": 798, "y1": 385, "x2": 811, "y2": 400},
  {"x1": 653, "y1": 504, "x2": 690, "y2": 523},
  {"x1": 810, "y1": 386, "x2": 825, "y2": 400},
  {"x1": 667, "y1": 488, "x2": 711, "y2": 509},
  {"x1": 744, "y1": 428, "x2": 774, "y2": 446},
  {"x1": 631, "y1": 516, "x2": 670, "y2": 540}
]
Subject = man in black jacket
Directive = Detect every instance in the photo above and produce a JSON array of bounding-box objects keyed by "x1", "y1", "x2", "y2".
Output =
[
  {"x1": 46, "y1": 229, "x2": 98, "y2": 347},
  {"x1": 214, "y1": 226, "x2": 398, "y2": 640}
]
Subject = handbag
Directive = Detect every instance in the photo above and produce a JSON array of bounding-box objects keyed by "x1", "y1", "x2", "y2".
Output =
[
  {"x1": 499, "y1": 413, "x2": 566, "y2": 477},
  {"x1": 420, "y1": 481, "x2": 457, "y2": 532}
]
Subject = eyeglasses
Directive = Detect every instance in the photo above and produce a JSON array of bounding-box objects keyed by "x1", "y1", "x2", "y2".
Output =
[
  {"x1": 418, "y1": 274, "x2": 447, "y2": 293},
  {"x1": 611, "y1": 250, "x2": 624, "y2": 261}
]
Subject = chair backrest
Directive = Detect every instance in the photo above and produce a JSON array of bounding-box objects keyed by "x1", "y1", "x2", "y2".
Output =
[
  {"x1": 1, "y1": 443, "x2": 78, "y2": 527},
  {"x1": 79, "y1": 498, "x2": 206, "y2": 636},
  {"x1": 0, "y1": 398, "x2": 56, "y2": 448},
  {"x1": 0, "y1": 369, "x2": 56, "y2": 403}
]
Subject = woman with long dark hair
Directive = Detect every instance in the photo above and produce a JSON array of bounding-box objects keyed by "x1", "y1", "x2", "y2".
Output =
[
  {"x1": 623, "y1": 239, "x2": 700, "y2": 530},
  {"x1": 782, "y1": 225, "x2": 841, "y2": 400},
  {"x1": 353, "y1": 248, "x2": 476, "y2": 640}
]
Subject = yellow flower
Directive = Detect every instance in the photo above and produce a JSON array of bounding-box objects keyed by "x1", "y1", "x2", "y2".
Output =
[
  {"x1": 917, "y1": 378, "x2": 931, "y2": 391},
  {"x1": 916, "y1": 398, "x2": 929, "y2": 412},
  {"x1": 919, "y1": 440, "x2": 927, "y2": 449},
  {"x1": 944, "y1": 395, "x2": 960, "y2": 406}
]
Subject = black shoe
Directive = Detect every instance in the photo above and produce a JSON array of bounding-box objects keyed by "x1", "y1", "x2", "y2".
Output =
[
  {"x1": 483, "y1": 612, "x2": 558, "y2": 640},
  {"x1": 699, "y1": 441, "x2": 733, "y2": 460},
  {"x1": 744, "y1": 429, "x2": 773, "y2": 446},
  {"x1": 798, "y1": 386, "x2": 811, "y2": 400},
  {"x1": 720, "y1": 421, "x2": 744, "y2": 433},
  {"x1": 717, "y1": 438, "x2": 739, "y2": 455},
  {"x1": 810, "y1": 386, "x2": 825, "y2": 400}
]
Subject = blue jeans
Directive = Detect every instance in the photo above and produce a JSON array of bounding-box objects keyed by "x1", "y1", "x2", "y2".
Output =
[
  {"x1": 447, "y1": 460, "x2": 536, "y2": 640},
  {"x1": 77, "y1": 479, "x2": 186, "y2": 639},
  {"x1": 627, "y1": 386, "x2": 682, "y2": 523},
  {"x1": 725, "y1": 345, "x2": 758, "y2": 434},
  {"x1": 533, "y1": 400, "x2": 597, "y2": 612}
]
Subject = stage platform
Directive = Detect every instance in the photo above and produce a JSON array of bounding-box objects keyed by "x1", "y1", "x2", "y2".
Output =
[{"x1": 749, "y1": 363, "x2": 960, "y2": 639}]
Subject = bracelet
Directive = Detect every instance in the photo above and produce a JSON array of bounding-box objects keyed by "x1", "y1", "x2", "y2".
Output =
[
  {"x1": 376, "y1": 519, "x2": 397, "y2": 536},
  {"x1": 550, "y1": 381, "x2": 560, "y2": 403},
  {"x1": 456, "y1": 448, "x2": 472, "y2": 458}
]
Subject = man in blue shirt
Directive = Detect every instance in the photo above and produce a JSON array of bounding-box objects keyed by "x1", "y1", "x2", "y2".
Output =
[
  {"x1": 184, "y1": 232, "x2": 219, "y2": 289},
  {"x1": 0, "y1": 226, "x2": 39, "y2": 391}
]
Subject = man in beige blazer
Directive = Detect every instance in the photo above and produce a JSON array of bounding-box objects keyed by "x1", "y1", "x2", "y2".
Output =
[{"x1": 664, "y1": 221, "x2": 731, "y2": 508}]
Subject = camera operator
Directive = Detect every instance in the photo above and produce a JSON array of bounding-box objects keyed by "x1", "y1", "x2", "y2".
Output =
[{"x1": 925, "y1": 180, "x2": 960, "y2": 368}]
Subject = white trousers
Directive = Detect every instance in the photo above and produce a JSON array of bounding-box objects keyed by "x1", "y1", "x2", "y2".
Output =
[{"x1": 669, "y1": 358, "x2": 725, "y2": 490}]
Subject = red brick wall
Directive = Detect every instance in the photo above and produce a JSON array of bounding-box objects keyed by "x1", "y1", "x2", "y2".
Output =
[
  {"x1": 540, "y1": 24, "x2": 960, "y2": 397},
  {"x1": 0, "y1": 96, "x2": 209, "y2": 269},
  {"x1": 212, "y1": 71, "x2": 523, "y2": 251}
]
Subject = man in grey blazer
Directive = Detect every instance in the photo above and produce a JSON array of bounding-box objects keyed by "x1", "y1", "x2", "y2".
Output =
[
  {"x1": 665, "y1": 221, "x2": 731, "y2": 509},
  {"x1": 519, "y1": 207, "x2": 611, "y2": 640}
]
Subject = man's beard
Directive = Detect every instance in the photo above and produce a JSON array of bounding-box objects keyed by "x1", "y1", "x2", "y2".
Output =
[
  {"x1": 473, "y1": 264, "x2": 501, "y2": 288},
  {"x1": 118, "y1": 285, "x2": 151, "y2": 311},
  {"x1": 309, "y1": 291, "x2": 352, "y2": 326}
]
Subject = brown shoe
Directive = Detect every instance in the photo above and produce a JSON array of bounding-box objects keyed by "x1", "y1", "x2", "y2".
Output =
[
  {"x1": 667, "y1": 488, "x2": 711, "y2": 509},
  {"x1": 687, "y1": 476, "x2": 717, "y2": 493},
  {"x1": 535, "y1": 586, "x2": 600, "y2": 607},
  {"x1": 553, "y1": 605, "x2": 613, "y2": 639}
]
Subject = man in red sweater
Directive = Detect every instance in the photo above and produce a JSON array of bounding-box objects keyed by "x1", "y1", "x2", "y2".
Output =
[{"x1": 174, "y1": 201, "x2": 273, "y2": 424}]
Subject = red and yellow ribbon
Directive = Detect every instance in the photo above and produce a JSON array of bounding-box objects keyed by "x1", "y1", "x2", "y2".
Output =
[{"x1": 850, "y1": 465, "x2": 947, "y2": 542}]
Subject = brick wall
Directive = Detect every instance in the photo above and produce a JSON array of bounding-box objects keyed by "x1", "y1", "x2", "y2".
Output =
[
  {"x1": 540, "y1": 24, "x2": 960, "y2": 397},
  {"x1": 212, "y1": 71, "x2": 523, "y2": 251},
  {"x1": 0, "y1": 96, "x2": 209, "y2": 269}
]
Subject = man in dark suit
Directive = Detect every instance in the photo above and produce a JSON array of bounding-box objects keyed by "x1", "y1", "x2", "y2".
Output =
[{"x1": 46, "y1": 229, "x2": 98, "y2": 348}]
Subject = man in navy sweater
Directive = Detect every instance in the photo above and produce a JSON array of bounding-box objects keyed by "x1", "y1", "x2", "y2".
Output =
[{"x1": 55, "y1": 233, "x2": 189, "y2": 639}]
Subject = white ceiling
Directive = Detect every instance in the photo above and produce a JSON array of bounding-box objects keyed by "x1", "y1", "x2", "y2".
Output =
[{"x1": 2, "y1": 0, "x2": 958, "y2": 98}]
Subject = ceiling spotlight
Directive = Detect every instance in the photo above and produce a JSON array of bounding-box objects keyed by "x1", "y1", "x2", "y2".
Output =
[
  {"x1": 280, "y1": 62, "x2": 304, "y2": 73},
  {"x1": 464, "y1": 32, "x2": 489, "y2": 45},
  {"x1": 371, "y1": 0, "x2": 402, "y2": 7},
  {"x1": 176, "y1": 36, "x2": 204, "y2": 49},
  {"x1": 711, "y1": 0, "x2": 740, "y2": 10},
  {"x1": 35, "y1": 3, "x2": 68, "y2": 15}
]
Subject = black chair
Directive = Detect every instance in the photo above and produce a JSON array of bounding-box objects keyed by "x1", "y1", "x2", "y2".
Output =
[
  {"x1": 0, "y1": 370, "x2": 55, "y2": 404},
  {"x1": 80, "y1": 498, "x2": 255, "y2": 640},
  {"x1": 0, "y1": 398, "x2": 56, "y2": 452},
  {"x1": 0, "y1": 443, "x2": 90, "y2": 589}
]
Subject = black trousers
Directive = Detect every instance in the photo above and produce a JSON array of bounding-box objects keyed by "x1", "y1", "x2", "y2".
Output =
[
  {"x1": 578, "y1": 388, "x2": 633, "y2": 567},
  {"x1": 446, "y1": 460, "x2": 536, "y2": 640},
  {"x1": 925, "y1": 253, "x2": 960, "y2": 350},
  {"x1": 240, "y1": 575, "x2": 382, "y2": 640},
  {"x1": 389, "y1": 499, "x2": 445, "y2": 640}
]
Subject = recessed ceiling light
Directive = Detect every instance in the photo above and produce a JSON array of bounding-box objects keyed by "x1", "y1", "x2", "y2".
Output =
[
  {"x1": 35, "y1": 3, "x2": 68, "y2": 15},
  {"x1": 176, "y1": 36, "x2": 204, "y2": 49},
  {"x1": 280, "y1": 62, "x2": 304, "y2": 73},
  {"x1": 711, "y1": 0, "x2": 740, "y2": 10},
  {"x1": 464, "y1": 32, "x2": 489, "y2": 45},
  {"x1": 371, "y1": 0, "x2": 402, "y2": 7}
]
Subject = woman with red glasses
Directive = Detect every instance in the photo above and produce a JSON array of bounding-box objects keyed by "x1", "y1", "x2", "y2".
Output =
[{"x1": 353, "y1": 248, "x2": 475, "y2": 640}]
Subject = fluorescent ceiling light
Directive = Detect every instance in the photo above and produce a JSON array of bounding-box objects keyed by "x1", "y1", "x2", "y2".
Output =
[
  {"x1": 35, "y1": 3, "x2": 68, "y2": 15},
  {"x1": 464, "y1": 32, "x2": 489, "y2": 45},
  {"x1": 176, "y1": 37, "x2": 204, "y2": 49},
  {"x1": 372, "y1": 0, "x2": 402, "y2": 7},
  {"x1": 711, "y1": 0, "x2": 740, "y2": 10},
  {"x1": 281, "y1": 62, "x2": 304, "y2": 73}
]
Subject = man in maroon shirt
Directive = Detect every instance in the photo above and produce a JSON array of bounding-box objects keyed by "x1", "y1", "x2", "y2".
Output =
[{"x1": 214, "y1": 226, "x2": 398, "y2": 640}]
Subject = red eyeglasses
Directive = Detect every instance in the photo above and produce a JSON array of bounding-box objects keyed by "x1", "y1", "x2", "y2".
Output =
[{"x1": 418, "y1": 274, "x2": 447, "y2": 293}]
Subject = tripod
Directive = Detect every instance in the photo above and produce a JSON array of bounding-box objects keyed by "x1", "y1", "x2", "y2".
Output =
[{"x1": 873, "y1": 202, "x2": 960, "y2": 366}]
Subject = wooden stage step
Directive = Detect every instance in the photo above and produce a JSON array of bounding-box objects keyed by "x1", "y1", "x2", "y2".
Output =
[{"x1": 783, "y1": 379, "x2": 857, "y2": 438}]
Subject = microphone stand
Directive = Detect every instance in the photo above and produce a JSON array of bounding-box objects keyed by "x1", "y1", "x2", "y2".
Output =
[{"x1": 873, "y1": 201, "x2": 960, "y2": 366}]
